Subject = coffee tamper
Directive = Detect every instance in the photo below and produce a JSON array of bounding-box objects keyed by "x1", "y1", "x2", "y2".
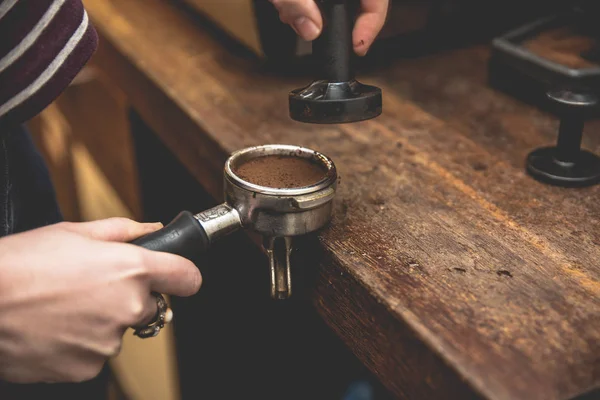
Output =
[
  {"x1": 526, "y1": 88, "x2": 600, "y2": 187},
  {"x1": 289, "y1": 0, "x2": 382, "y2": 124},
  {"x1": 131, "y1": 145, "x2": 337, "y2": 299}
]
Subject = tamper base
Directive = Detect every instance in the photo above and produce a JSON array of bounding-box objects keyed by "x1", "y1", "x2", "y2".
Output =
[
  {"x1": 289, "y1": 80, "x2": 382, "y2": 124},
  {"x1": 526, "y1": 147, "x2": 600, "y2": 187}
]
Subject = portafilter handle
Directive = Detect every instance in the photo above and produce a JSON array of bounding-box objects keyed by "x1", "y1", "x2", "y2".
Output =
[
  {"x1": 131, "y1": 206, "x2": 302, "y2": 300},
  {"x1": 130, "y1": 204, "x2": 242, "y2": 263},
  {"x1": 131, "y1": 206, "x2": 296, "y2": 300}
]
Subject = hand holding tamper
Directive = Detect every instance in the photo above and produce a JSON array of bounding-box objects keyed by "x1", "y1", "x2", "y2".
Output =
[
  {"x1": 131, "y1": 145, "x2": 337, "y2": 300},
  {"x1": 289, "y1": 0, "x2": 382, "y2": 123},
  {"x1": 526, "y1": 88, "x2": 600, "y2": 187}
]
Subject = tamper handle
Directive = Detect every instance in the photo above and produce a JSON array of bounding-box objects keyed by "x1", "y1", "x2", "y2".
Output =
[
  {"x1": 314, "y1": 0, "x2": 356, "y2": 82},
  {"x1": 131, "y1": 211, "x2": 210, "y2": 262}
]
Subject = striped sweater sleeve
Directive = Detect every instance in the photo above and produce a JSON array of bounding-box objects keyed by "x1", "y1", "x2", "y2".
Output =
[{"x1": 0, "y1": 0, "x2": 98, "y2": 130}]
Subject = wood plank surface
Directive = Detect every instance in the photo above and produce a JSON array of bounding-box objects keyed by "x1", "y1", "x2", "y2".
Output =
[{"x1": 83, "y1": 1, "x2": 600, "y2": 399}]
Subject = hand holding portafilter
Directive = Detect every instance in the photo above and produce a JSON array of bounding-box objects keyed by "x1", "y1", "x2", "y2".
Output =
[
  {"x1": 131, "y1": 145, "x2": 338, "y2": 299},
  {"x1": 289, "y1": 0, "x2": 383, "y2": 124}
]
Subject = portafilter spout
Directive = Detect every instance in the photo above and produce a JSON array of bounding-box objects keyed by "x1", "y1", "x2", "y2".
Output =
[{"x1": 131, "y1": 144, "x2": 338, "y2": 299}]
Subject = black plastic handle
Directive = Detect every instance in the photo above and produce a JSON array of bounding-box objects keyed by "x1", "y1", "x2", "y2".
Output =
[
  {"x1": 130, "y1": 211, "x2": 209, "y2": 262},
  {"x1": 314, "y1": 0, "x2": 356, "y2": 82}
]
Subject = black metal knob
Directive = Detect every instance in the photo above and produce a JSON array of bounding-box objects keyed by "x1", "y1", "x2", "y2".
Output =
[
  {"x1": 289, "y1": 0, "x2": 382, "y2": 124},
  {"x1": 526, "y1": 88, "x2": 600, "y2": 187}
]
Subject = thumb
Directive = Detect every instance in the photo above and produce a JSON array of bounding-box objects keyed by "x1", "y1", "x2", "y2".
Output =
[{"x1": 61, "y1": 218, "x2": 164, "y2": 242}]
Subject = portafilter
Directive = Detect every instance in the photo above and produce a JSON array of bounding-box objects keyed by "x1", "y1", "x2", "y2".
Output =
[{"x1": 131, "y1": 144, "x2": 338, "y2": 299}]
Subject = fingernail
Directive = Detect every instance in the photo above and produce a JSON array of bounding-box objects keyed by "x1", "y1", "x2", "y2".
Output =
[{"x1": 292, "y1": 16, "x2": 320, "y2": 41}]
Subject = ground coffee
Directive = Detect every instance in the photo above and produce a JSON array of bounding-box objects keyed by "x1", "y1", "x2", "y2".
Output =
[{"x1": 234, "y1": 155, "x2": 327, "y2": 188}]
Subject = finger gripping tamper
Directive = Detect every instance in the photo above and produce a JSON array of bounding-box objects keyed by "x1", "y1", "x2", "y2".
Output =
[
  {"x1": 526, "y1": 88, "x2": 600, "y2": 187},
  {"x1": 289, "y1": 0, "x2": 382, "y2": 124}
]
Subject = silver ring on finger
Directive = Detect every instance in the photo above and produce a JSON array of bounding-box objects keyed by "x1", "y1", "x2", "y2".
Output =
[{"x1": 133, "y1": 292, "x2": 173, "y2": 339}]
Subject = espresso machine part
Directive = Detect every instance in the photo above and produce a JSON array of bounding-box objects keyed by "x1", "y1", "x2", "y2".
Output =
[
  {"x1": 488, "y1": 5, "x2": 600, "y2": 109},
  {"x1": 289, "y1": 0, "x2": 382, "y2": 124},
  {"x1": 526, "y1": 88, "x2": 600, "y2": 187},
  {"x1": 131, "y1": 144, "x2": 338, "y2": 299}
]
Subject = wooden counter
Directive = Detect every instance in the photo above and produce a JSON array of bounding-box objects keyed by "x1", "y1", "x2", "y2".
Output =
[{"x1": 83, "y1": 1, "x2": 600, "y2": 399}]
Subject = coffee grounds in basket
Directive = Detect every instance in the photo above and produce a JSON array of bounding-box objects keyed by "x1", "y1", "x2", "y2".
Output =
[{"x1": 234, "y1": 155, "x2": 327, "y2": 189}]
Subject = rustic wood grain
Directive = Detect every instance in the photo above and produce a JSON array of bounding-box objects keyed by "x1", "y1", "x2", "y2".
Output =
[{"x1": 83, "y1": 0, "x2": 600, "y2": 399}]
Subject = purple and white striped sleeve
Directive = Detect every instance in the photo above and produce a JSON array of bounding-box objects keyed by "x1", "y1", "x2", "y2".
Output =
[{"x1": 0, "y1": 0, "x2": 98, "y2": 129}]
